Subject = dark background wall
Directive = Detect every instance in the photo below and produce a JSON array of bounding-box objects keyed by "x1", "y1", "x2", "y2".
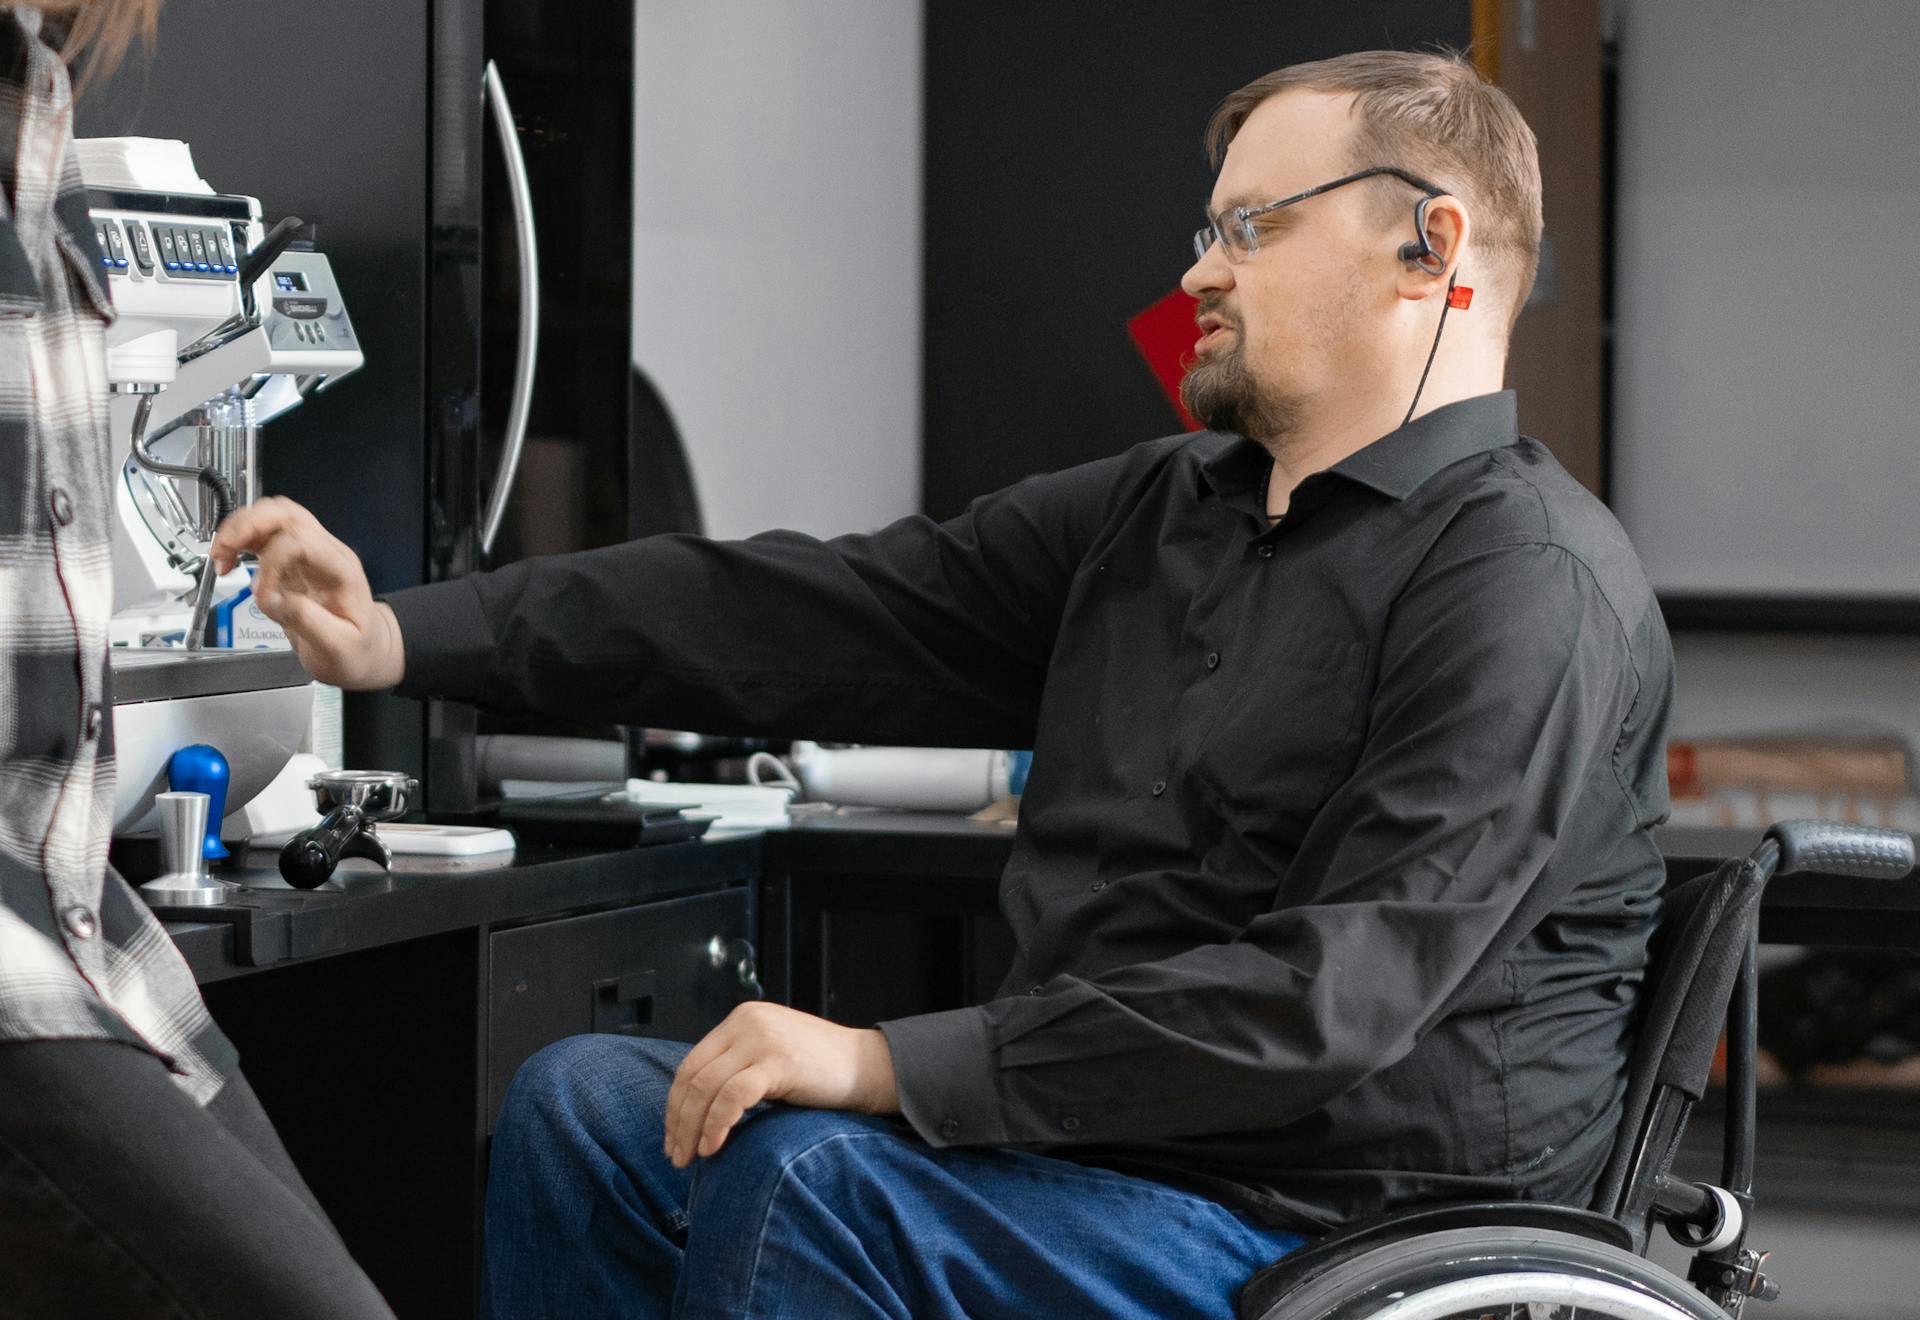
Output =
[
  {"x1": 75, "y1": 0, "x2": 435, "y2": 599},
  {"x1": 921, "y1": 1, "x2": 1472, "y2": 520}
]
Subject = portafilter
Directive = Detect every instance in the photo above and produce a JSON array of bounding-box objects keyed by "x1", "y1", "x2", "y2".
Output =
[{"x1": 278, "y1": 770, "x2": 417, "y2": 890}]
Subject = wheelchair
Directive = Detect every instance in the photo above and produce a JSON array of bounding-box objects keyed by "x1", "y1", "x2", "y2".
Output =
[{"x1": 1235, "y1": 820, "x2": 1916, "y2": 1320}]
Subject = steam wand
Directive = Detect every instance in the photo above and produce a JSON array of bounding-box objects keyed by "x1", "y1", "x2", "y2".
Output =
[{"x1": 126, "y1": 393, "x2": 238, "y2": 651}]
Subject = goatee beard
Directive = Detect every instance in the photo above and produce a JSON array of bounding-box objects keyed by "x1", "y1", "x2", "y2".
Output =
[{"x1": 1179, "y1": 339, "x2": 1298, "y2": 441}]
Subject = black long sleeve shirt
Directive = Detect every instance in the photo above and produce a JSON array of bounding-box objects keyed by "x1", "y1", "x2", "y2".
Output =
[{"x1": 386, "y1": 390, "x2": 1674, "y2": 1233}]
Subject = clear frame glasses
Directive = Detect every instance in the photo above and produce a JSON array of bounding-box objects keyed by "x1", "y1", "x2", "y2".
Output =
[{"x1": 1191, "y1": 165, "x2": 1444, "y2": 263}]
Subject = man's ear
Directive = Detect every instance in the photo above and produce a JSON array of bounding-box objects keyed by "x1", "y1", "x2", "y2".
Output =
[{"x1": 1394, "y1": 194, "x2": 1470, "y2": 302}]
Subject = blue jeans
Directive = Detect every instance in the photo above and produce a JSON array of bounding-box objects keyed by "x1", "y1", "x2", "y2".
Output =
[{"x1": 484, "y1": 1035, "x2": 1304, "y2": 1319}]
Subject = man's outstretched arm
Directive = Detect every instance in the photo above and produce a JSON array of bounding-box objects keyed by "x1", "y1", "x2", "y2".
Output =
[{"x1": 211, "y1": 446, "x2": 1146, "y2": 749}]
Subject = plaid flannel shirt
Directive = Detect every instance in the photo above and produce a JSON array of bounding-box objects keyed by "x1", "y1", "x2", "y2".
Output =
[{"x1": 0, "y1": 7, "x2": 234, "y2": 1104}]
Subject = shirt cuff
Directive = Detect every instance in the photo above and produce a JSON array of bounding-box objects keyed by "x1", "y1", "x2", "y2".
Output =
[
  {"x1": 382, "y1": 577, "x2": 498, "y2": 704},
  {"x1": 878, "y1": 1006, "x2": 1003, "y2": 1147}
]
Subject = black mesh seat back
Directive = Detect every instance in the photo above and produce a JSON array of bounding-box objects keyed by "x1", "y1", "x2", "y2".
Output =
[
  {"x1": 1590, "y1": 858, "x2": 1758, "y2": 1214},
  {"x1": 1655, "y1": 859, "x2": 1767, "y2": 1095}
]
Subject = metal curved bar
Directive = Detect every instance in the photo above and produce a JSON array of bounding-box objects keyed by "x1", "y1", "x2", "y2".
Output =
[{"x1": 479, "y1": 59, "x2": 540, "y2": 558}]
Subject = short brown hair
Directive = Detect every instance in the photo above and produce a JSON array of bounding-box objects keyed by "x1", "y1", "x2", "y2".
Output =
[
  {"x1": 39, "y1": 0, "x2": 161, "y2": 91},
  {"x1": 1206, "y1": 50, "x2": 1542, "y2": 328}
]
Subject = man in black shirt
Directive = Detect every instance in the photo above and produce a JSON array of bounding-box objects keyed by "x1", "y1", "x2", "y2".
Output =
[{"x1": 216, "y1": 49, "x2": 1672, "y2": 1320}]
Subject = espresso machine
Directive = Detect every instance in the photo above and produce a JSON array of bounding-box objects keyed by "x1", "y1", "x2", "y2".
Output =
[{"x1": 81, "y1": 139, "x2": 364, "y2": 851}]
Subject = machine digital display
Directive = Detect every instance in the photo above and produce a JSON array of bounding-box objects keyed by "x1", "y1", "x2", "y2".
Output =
[{"x1": 273, "y1": 271, "x2": 308, "y2": 292}]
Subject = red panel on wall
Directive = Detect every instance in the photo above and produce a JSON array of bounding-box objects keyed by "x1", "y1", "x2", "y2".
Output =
[{"x1": 1126, "y1": 287, "x2": 1202, "y2": 432}]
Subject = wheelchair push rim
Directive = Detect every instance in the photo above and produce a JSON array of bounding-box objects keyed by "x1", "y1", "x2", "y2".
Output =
[
  {"x1": 1365, "y1": 1272, "x2": 1724, "y2": 1319},
  {"x1": 1255, "y1": 1227, "x2": 1732, "y2": 1320}
]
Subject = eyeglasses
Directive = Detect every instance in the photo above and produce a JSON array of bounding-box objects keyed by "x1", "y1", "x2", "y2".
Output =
[{"x1": 1191, "y1": 165, "x2": 1444, "y2": 264}]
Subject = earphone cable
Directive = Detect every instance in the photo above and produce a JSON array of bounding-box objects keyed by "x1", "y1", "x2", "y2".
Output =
[{"x1": 1402, "y1": 273, "x2": 1457, "y2": 426}]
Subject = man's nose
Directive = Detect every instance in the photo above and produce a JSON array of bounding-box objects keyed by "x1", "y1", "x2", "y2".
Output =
[{"x1": 1180, "y1": 242, "x2": 1232, "y2": 298}]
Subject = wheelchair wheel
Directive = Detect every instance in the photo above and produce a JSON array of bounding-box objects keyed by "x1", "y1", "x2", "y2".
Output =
[{"x1": 1255, "y1": 1227, "x2": 1731, "y2": 1320}]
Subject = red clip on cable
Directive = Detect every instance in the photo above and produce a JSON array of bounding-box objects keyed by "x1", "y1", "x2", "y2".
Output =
[{"x1": 1447, "y1": 285, "x2": 1474, "y2": 310}]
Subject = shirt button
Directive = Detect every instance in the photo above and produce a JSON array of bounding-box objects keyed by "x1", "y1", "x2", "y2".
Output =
[
  {"x1": 84, "y1": 703, "x2": 103, "y2": 740},
  {"x1": 1028, "y1": 984, "x2": 1044, "y2": 996},
  {"x1": 1060, "y1": 1115, "x2": 1082, "y2": 1133},
  {"x1": 1205, "y1": 651, "x2": 1221, "y2": 670},
  {"x1": 49, "y1": 487, "x2": 73, "y2": 527},
  {"x1": 64, "y1": 906, "x2": 97, "y2": 940},
  {"x1": 939, "y1": 1118, "x2": 961, "y2": 1140},
  {"x1": 1256, "y1": 544, "x2": 1275, "y2": 559},
  {"x1": 1150, "y1": 780, "x2": 1166, "y2": 797},
  {"x1": 1090, "y1": 880, "x2": 1106, "y2": 892}
]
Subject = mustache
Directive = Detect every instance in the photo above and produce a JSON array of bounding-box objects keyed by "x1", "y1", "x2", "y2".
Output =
[{"x1": 1193, "y1": 297, "x2": 1239, "y2": 332}]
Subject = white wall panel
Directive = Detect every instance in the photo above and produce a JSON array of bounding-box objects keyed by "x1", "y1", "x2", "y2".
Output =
[
  {"x1": 1612, "y1": 0, "x2": 1920, "y2": 596},
  {"x1": 631, "y1": 1, "x2": 921, "y2": 540}
]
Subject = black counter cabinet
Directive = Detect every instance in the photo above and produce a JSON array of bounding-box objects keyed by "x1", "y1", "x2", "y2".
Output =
[{"x1": 158, "y1": 835, "x2": 763, "y2": 1320}]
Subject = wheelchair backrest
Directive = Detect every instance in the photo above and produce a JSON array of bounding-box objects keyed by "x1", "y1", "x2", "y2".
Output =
[{"x1": 1589, "y1": 854, "x2": 1768, "y2": 1238}]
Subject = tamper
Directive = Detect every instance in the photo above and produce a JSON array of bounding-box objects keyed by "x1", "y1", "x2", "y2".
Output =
[
  {"x1": 168, "y1": 744, "x2": 231, "y2": 861},
  {"x1": 139, "y1": 791, "x2": 240, "y2": 907}
]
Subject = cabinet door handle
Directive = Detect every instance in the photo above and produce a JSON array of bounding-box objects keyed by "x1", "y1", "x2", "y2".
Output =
[
  {"x1": 708, "y1": 936, "x2": 764, "y2": 1001},
  {"x1": 592, "y1": 969, "x2": 656, "y2": 1035}
]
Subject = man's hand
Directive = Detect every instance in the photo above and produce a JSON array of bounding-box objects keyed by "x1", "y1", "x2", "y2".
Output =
[
  {"x1": 664, "y1": 1002, "x2": 899, "y2": 1168},
  {"x1": 209, "y1": 497, "x2": 405, "y2": 691}
]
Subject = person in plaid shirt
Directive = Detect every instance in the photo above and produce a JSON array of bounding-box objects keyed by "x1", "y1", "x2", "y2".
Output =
[{"x1": 0, "y1": 5, "x2": 391, "y2": 1315}]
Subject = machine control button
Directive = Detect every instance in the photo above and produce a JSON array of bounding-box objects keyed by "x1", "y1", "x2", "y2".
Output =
[
  {"x1": 216, "y1": 231, "x2": 236, "y2": 271},
  {"x1": 187, "y1": 231, "x2": 207, "y2": 269},
  {"x1": 49, "y1": 487, "x2": 72, "y2": 526},
  {"x1": 126, "y1": 221, "x2": 154, "y2": 273},
  {"x1": 63, "y1": 906, "x2": 97, "y2": 940},
  {"x1": 156, "y1": 230, "x2": 178, "y2": 267},
  {"x1": 84, "y1": 702, "x2": 102, "y2": 739}
]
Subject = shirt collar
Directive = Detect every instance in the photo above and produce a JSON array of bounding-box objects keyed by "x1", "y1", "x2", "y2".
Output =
[{"x1": 1197, "y1": 390, "x2": 1519, "y2": 504}]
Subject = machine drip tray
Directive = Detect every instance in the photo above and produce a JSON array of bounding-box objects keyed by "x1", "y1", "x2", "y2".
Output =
[{"x1": 110, "y1": 646, "x2": 311, "y2": 704}]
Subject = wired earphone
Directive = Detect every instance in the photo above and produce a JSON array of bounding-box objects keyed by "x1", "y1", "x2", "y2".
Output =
[{"x1": 1397, "y1": 192, "x2": 1473, "y2": 425}]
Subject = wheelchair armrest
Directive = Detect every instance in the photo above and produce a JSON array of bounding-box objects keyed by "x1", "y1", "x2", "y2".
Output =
[{"x1": 1235, "y1": 1199, "x2": 1633, "y2": 1320}]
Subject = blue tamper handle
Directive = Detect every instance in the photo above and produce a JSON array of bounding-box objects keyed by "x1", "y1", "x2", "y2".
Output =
[{"x1": 168, "y1": 744, "x2": 230, "y2": 861}]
